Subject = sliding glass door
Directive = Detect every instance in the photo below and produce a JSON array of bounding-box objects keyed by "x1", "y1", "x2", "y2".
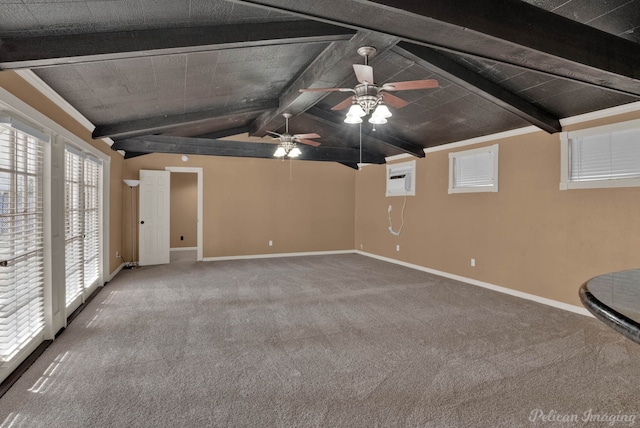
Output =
[
  {"x1": 0, "y1": 119, "x2": 46, "y2": 364},
  {"x1": 65, "y1": 146, "x2": 102, "y2": 315}
]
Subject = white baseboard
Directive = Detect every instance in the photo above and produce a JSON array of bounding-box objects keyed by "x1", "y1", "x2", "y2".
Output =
[
  {"x1": 357, "y1": 251, "x2": 592, "y2": 318},
  {"x1": 203, "y1": 249, "x2": 357, "y2": 262},
  {"x1": 171, "y1": 247, "x2": 197, "y2": 252},
  {"x1": 107, "y1": 262, "x2": 125, "y2": 282}
]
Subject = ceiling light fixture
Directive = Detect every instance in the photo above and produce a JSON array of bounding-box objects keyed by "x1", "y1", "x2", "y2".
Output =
[
  {"x1": 300, "y1": 46, "x2": 439, "y2": 128},
  {"x1": 342, "y1": 47, "x2": 394, "y2": 126},
  {"x1": 273, "y1": 140, "x2": 300, "y2": 158},
  {"x1": 272, "y1": 113, "x2": 319, "y2": 158}
]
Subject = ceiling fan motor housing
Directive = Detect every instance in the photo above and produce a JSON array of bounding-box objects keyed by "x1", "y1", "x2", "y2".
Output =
[{"x1": 354, "y1": 84, "x2": 382, "y2": 114}]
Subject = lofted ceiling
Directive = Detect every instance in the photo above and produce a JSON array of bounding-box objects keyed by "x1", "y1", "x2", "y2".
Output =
[{"x1": 1, "y1": 0, "x2": 639, "y2": 168}]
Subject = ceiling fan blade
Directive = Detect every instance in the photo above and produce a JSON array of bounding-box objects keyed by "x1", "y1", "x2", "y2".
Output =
[
  {"x1": 381, "y1": 79, "x2": 439, "y2": 91},
  {"x1": 331, "y1": 96, "x2": 355, "y2": 111},
  {"x1": 353, "y1": 64, "x2": 374, "y2": 84},
  {"x1": 293, "y1": 133, "x2": 320, "y2": 139},
  {"x1": 297, "y1": 138, "x2": 321, "y2": 147},
  {"x1": 382, "y1": 92, "x2": 409, "y2": 109},
  {"x1": 299, "y1": 87, "x2": 354, "y2": 93}
]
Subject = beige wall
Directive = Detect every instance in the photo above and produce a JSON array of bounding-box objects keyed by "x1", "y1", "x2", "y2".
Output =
[
  {"x1": 124, "y1": 154, "x2": 356, "y2": 258},
  {"x1": 170, "y1": 172, "x2": 198, "y2": 248},
  {"x1": 356, "y1": 110, "x2": 640, "y2": 307},
  {"x1": 5, "y1": 67, "x2": 640, "y2": 309},
  {"x1": 0, "y1": 71, "x2": 124, "y2": 276}
]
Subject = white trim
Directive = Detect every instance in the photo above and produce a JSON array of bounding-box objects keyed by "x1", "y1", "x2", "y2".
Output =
[
  {"x1": 357, "y1": 251, "x2": 593, "y2": 317},
  {"x1": 108, "y1": 263, "x2": 125, "y2": 282},
  {"x1": 357, "y1": 163, "x2": 373, "y2": 169},
  {"x1": 203, "y1": 250, "x2": 356, "y2": 262},
  {"x1": 560, "y1": 101, "x2": 640, "y2": 126},
  {"x1": 0, "y1": 88, "x2": 110, "y2": 162},
  {"x1": 424, "y1": 126, "x2": 539, "y2": 154},
  {"x1": 14, "y1": 70, "x2": 119, "y2": 146},
  {"x1": 385, "y1": 153, "x2": 414, "y2": 163},
  {"x1": 165, "y1": 166, "x2": 203, "y2": 262},
  {"x1": 171, "y1": 247, "x2": 197, "y2": 252}
]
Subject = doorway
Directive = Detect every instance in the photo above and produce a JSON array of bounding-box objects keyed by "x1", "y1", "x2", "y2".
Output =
[{"x1": 165, "y1": 167, "x2": 203, "y2": 262}]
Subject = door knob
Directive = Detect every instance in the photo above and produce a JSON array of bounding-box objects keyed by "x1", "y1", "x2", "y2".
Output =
[{"x1": 140, "y1": 221, "x2": 144, "y2": 224}]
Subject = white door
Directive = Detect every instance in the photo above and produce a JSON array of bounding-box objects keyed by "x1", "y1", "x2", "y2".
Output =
[{"x1": 139, "y1": 170, "x2": 170, "y2": 266}]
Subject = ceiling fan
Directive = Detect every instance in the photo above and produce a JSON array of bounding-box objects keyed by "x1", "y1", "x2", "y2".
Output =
[
  {"x1": 268, "y1": 113, "x2": 321, "y2": 158},
  {"x1": 299, "y1": 46, "x2": 439, "y2": 124}
]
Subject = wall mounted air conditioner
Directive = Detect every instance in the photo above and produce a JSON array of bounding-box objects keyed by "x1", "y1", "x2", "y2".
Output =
[{"x1": 386, "y1": 160, "x2": 416, "y2": 197}]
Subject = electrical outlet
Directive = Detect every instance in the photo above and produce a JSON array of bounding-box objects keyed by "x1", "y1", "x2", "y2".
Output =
[
  {"x1": 360, "y1": 244, "x2": 363, "y2": 250},
  {"x1": 471, "y1": 258, "x2": 476, "y2": 267},
  {"x1": 116, "y1": 251, "x2": 120, "y2": 258},
  {"x1": 396, "y1": 244, "x2": 400, "y2": 252},
  {"x1": 180, "y1": 236, "x2": 184, "y2": 241},
  {"x1": 269, "y1": 240, "x2": 273, "y2": 246}
]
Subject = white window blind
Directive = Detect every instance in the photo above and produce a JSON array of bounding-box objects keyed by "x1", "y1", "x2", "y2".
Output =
[
  {"x1": 0, "y1": 121, "x2": 46, "y2": 363},
  {"x1": 65, "y1": 146, "x2": 101, "y2": 308},
  {"x1": 570, "y1": 128, "x2": 640, "y2": 182},
  {"x1": 449, "y1": 144, "x2": 499, "y2": 193},
  {"x1": 83, "y1": 156, "x2": 100, "y2": 289}
]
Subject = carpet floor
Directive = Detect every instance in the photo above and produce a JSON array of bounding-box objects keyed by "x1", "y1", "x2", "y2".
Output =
[{"x1": 0, "y1": 254, "x2": 639, "y2": 427}]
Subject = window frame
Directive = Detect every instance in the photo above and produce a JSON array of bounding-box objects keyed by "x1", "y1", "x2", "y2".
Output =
[
  {"x1": 560, "y1": 118, "x2": 640, "y2": 190},
  {"x1": 448, "y1": 144, "x2": 499, "y2": 194}
]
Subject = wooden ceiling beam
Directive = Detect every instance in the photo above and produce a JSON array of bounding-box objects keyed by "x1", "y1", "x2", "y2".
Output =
[
  {"x1": 0, "y1": 21, "x2": 355, "y2": 70},
  {"x1": 112, "y1": 135, "x2": 386, "y2": 164},
  {"x1": 395, "y1": 43, "x2": 561, "y2": 134},
  {"x1": 93, "y1": 99, "x2": 278, "y2": 140},
  {"x1": 249, "y1": 31, "x2": 400, "y2": 136}
]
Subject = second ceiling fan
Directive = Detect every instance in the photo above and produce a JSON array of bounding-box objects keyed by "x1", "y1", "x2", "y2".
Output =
[
  {"x1": 268, "y1": 113, "x2": 321, "y2": 158},
  {"x1": 300, "y1": 46, "x2": 439, "y2": 124}
]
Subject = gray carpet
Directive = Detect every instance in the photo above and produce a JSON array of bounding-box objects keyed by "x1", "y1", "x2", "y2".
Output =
[{"x1": 0, "y1": 254, "x2": 639, "y2": 427}]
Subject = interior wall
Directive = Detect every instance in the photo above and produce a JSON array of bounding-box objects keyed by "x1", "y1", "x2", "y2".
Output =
[
  {"x1": 0, "y1": 70, "x2": 124, "y2": 276},
  {"x1": 170, "y1": 172, "x2": 198, "y2": 248},
  {"x1": 355, "y1": 109, "x2": 640, "y2": 307},
  {"x1": 124, "y1": 154, "x2": 356, "y2": 258}
]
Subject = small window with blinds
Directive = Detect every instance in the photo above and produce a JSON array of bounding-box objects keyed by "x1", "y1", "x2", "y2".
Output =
[
  {"x1": 560, "y1": 119, "x2": 640, "y2": 190},
  {"x1": 448, "y1": 144, "x2": 499, "y2": 194},
  {"x1": 0, "y1": 117, "x2": 47, "y2": 363}
]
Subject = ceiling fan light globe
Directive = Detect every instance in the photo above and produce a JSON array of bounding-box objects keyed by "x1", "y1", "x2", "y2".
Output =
[
  {"x1": 288, "y1": 147, "x2": 302, "y2": 158},
  {"x1": 373, "y1": 104, "x2": 392, "y2": 118},
  {"x1": 274, "y1": 147, "x2": 286, "y2": 157},
  {"x1": 344, "y1": 114, "x2": 363, "y2": 124},
  {"x1": 347, "y1": 103, "x2": 366, "y2": 117},
  {"x1": 368, "y1": 115, "x2": 387, "y2": 125}
]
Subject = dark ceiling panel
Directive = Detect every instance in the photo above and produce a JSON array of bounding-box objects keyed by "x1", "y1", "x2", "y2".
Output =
[
  {"x1": 34, "y1": 42, "x2": 329, "y2": 125},
  {"x1": 1, "y1": 0, "x2": 638, "y2": 163},
  {"x1": 521, "y1": 0, "x2": 640, "y2": 43},
  {"x1": 436, "y1": 52, "x2": 640, "y2": 118},
  {"x1": 228, "y1": 0, "x2": 640, "y2": 95}
]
